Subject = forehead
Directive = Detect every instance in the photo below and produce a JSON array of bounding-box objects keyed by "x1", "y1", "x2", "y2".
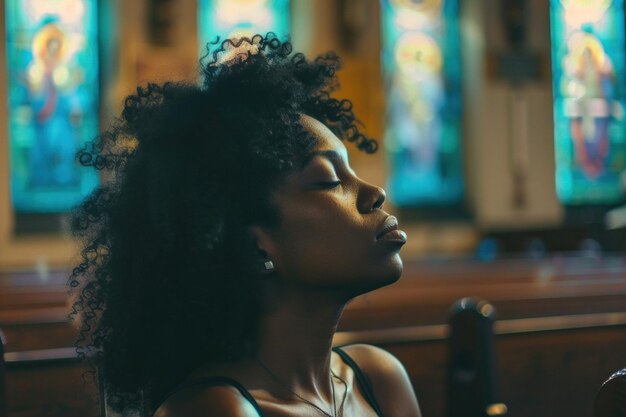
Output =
[{"x1": 299, "y1": 114, "x2": 348, "y2": 159}]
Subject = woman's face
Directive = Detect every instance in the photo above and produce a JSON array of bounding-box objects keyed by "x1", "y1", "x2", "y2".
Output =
[{"x1": 253, "y1": 115, "x2": 407, "y2": 295}]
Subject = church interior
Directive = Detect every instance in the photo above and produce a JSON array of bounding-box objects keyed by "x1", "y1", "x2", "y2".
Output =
[{"x1": 1, "y1": 0, "x2": 626, "y2": 416}]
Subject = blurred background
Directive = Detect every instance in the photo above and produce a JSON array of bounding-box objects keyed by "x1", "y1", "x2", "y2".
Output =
[{"x1": 1, "y1": 0, "x2": 626, "y2": 416}]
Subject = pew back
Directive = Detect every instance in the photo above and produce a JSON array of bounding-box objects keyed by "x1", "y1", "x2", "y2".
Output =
[{"x1": 446, "y1": 297, "x2": 507, "y2": 417}]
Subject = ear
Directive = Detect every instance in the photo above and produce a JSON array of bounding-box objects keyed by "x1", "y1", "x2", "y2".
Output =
[
  {"x1": 247, "y1": 225, "x2": 278, "y2": 259},
  {"x1": 248, "y1": 226, "x2": 279, "y2": 275}
]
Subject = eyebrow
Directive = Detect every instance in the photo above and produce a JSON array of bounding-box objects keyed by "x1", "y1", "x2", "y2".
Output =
[{"x1": 300, "y1": 149, "x2": 349, "y2": 170}]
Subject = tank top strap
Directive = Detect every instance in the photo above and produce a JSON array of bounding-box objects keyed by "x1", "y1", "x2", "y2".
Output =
[
  {"x1": 332, "y1": 346, "x2": 386, "y2": 417},
  {"x1": 158, "y1": 376, "x2": 265, "y2": 416}
]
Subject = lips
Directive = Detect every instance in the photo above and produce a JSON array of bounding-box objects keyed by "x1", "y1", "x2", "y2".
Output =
[{"x1": 376, "y1": 215, "x2": 407, "y2": 242}]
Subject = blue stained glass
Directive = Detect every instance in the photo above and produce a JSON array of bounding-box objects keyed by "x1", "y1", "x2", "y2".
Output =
[
  {"x1": 198, "y1": 0, "x2": 290, "y2": 51},
  {"x1": 550, "y1": 0, "x2": 626, "y2": 204},
  {"x1": 381, "y1": 0, "x2": 463, "y2": 207},
  {"x1": 5, "y1": 0, "x2": 100, "y2": 212}
]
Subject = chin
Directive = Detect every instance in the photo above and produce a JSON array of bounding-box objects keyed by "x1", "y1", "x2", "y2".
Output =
[
  {"x1": 354, "y1": 256, "x2": 404, "y2": 295},
  {"x1": 382, "y1": 264, "x2": 403, "y2": 286},
  {"x1": 384, "y1": 253, "x2": 404, "y2": 283}
]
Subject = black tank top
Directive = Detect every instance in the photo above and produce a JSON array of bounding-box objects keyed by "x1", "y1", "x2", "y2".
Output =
[{"x1": 157, "y1": 346, "x2": 386, "y2": 416}]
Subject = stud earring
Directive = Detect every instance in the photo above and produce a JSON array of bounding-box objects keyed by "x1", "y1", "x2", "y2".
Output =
[{"x1": 264, "y1": 260, "x2": 274, "y2": 271}]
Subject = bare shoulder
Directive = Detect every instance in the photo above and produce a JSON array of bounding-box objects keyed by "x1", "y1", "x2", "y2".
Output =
[
  {"x1": 340, "y1": 344, "x2": 407, "y2": 380},
  {"x1": 339, "y1": 344, "x2": 422, "y2": 417},
  {"x1": 152, "y1": 384, "x2": 260, "y2": 417}
]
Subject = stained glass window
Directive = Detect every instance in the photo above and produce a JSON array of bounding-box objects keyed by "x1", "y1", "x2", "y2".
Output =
[
  {"x1": 197, "y1": 0, "x2": 290, "y2": 50},
  {"x1": 5, "y1": 0, "x2": 100, "y2": 213},
  {"x1": 381, "y1": 0, "x2": 463, "y2": 207},
  {"x1": 550, "y1": 0, "x2": 626, "y2": 204}
]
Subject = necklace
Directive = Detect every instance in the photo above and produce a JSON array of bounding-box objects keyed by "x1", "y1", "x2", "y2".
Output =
[
  {"x1": 256, "y1": 357, "x2": 348, "y2": 417},
  {"x1": 333, "y1": 370, "x2": 348, "y2": 417}
]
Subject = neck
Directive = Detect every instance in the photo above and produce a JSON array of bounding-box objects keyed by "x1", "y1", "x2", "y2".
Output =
[{"x1": 254, "y1": 285, "x2": 347, "y2": 400}]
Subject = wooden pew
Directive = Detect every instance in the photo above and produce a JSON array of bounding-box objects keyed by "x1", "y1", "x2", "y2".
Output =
[
  {"x1": 4, "y1": 347, "x2": 98, "y2": 417},
  {"x1": 3, "y1": 258, "x2": 626, "y2": 416}
]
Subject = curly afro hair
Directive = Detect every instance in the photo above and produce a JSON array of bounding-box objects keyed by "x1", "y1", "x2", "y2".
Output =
[{"x1": 68, "y1": 33, "x2": 378, "y2": 414}]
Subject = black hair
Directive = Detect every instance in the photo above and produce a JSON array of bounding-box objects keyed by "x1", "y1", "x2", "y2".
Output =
[{"x1": 68, "y1": 33, "x2": 378, "y2": 415}]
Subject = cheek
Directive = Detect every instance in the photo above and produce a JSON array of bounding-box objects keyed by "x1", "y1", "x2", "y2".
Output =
[
  {"x1": 274, "y1": 206, "x2": 367, "y2": 280},
  {"x1": 272, "y1": 206, "x2": 403, "y2": 287}
]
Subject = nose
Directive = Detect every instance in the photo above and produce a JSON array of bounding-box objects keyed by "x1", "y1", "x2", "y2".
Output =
[{"x1": 358, "y1": 180, "x2": 386, "y2": 213}]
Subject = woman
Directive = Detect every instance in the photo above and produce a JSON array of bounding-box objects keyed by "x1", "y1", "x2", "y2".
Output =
[{"x1": 69, "y1": 33, "x2": 421, "y2": 417}]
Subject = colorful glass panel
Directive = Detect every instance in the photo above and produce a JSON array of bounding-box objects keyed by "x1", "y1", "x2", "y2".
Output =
[
  {"x1": 550, "y1": 0, "x2": 626, "y2": 204},
  {"x1": 198, "y1": 0, "x2": 290, "y2": 50},
  {"x1": 5, "y1": 0, "x2": 99, "y2": 213},
  {"x1": 381, "y1": 0, "x2": 463, "y2": 207}
]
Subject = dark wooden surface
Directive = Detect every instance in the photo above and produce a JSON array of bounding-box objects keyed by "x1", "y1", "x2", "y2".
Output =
[
  {"x1": 2, "y1": 256, "x2": 626, "y2": 417},
  {"x1": 340, "y1": 256, "x2": 626, "y2": 330},
  {"x1": 381, "y1": 325, "x2": 626, "y2": 417},
  {"x1": 6, "y1": 360, "x2": 99, "y2": 417}
]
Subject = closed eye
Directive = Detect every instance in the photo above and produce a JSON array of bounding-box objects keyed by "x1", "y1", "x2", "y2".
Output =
[{"x1": 314, "y1": 181, "x2": 342, "y2": 189}]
